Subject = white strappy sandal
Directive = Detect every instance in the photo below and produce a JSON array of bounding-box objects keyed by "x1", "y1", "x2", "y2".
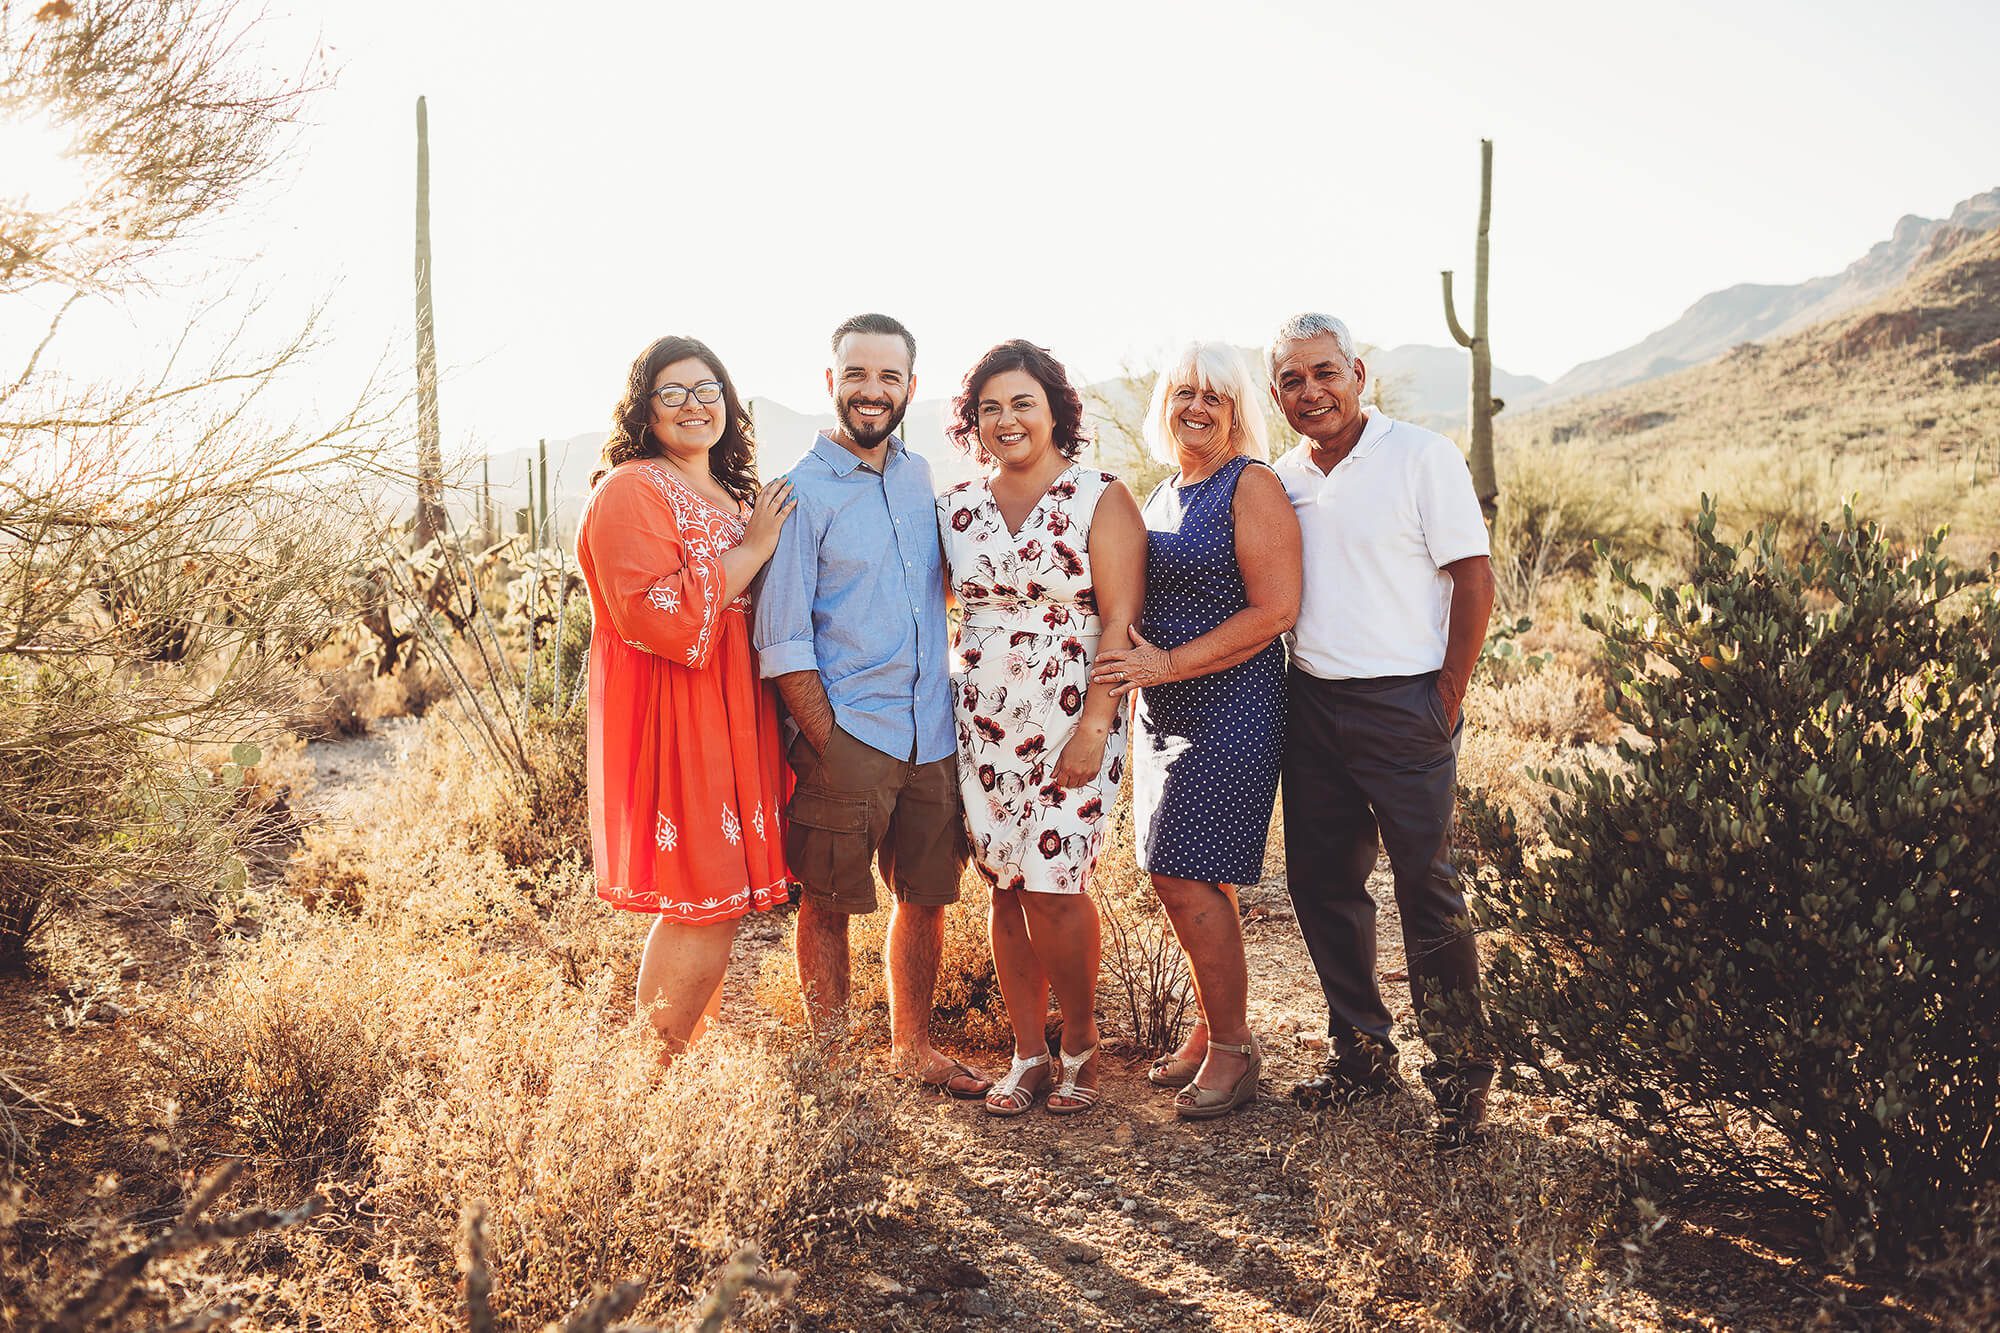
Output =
[
  {"x1": 1048, "y1": 1044, "x2": 1101, "y2": 1117},
  {"x1": 983, "y1": 1049, "x2": 1051, "y2": 1118}
]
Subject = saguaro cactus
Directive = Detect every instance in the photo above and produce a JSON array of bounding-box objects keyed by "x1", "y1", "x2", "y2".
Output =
[
  {"x1": 480, "y1": 453, "x2": 493, "y2": 546},
  {"x1": 1442, "y1": 138, "x2": 1499, "y2": 522},
  {"x1": 412, "y1": 96, "x2": 446, "y2": 548},
  {"x1": 537, "y1": 438, "x2": 551, "y2": 548}
]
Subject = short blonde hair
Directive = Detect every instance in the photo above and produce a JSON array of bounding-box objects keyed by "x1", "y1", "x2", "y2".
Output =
[{"x1": 1142, "y1": 341, "x2": 1269, "y2": 465}]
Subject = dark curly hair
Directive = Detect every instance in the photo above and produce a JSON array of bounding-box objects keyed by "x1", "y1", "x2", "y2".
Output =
[
  {"x1": 947, "y1": 339, "x2": 1091, "y2": 464},
  {"x1": 598, "y1": 335, "x2": 759, "y2": 499}
]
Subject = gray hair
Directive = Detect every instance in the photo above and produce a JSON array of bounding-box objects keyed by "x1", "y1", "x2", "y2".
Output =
[{"x1": 1267, "y1": 312, "x2": 1357, "y2": 375}]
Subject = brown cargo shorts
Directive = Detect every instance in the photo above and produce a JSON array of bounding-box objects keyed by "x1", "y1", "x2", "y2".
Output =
[{"x1": 783, "y1": 724, "x2": 966, "y2": 914}]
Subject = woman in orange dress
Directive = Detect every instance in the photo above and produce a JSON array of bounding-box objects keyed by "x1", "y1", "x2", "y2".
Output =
[{"x1": 576, "y1": 334, "x2": 797, "y2": 1058}]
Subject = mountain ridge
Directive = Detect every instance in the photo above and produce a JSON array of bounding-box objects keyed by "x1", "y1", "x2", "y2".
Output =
[{"x1": 1531, "y1": 186, "x2": 2000, "y2": 404}]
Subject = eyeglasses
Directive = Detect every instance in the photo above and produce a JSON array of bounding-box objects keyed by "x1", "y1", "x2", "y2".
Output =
[{"x1": 652, "y1": 380, "x2": 724, "y2": 408}]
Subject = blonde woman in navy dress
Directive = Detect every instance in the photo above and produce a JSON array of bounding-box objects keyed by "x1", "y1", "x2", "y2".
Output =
[
  {"x1": 939, "y1": 340, "x2": 1146, "y2": 1118},
  {"x1": 1092, "y1": 342, "x2": 1301, "y2": 1120}
]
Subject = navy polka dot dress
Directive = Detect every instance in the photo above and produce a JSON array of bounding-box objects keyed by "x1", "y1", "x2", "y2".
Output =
[{"x1": 1132, "y1": 454, "x2": 1286, "y2": 885}]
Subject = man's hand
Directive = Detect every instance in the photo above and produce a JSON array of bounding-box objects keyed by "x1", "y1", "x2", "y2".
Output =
[
  {"x1": 1435, "y1": 670, "x2": 1466, "y2": 733},
  {"x1": 774, "y1": 670, "x2": 837, "y2": 756}
]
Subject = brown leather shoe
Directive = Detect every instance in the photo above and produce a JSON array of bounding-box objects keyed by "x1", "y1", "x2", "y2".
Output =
[{"x1": 1289, "y1": 1047, "x2": 1407, "y2": 1111}]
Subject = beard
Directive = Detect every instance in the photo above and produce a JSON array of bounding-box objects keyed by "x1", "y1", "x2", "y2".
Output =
[{"x1": 835, "y1": 389, "x2": 908, "y2": 448}]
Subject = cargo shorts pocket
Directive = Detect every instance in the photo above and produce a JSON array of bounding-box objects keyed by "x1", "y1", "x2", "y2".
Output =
[{"x1": 784, "y1": 788, "x2": 875, "y2": 908}]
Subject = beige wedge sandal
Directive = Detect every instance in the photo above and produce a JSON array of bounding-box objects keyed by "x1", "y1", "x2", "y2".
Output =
[{"x1": 1173, "y1": 1039, "x2": 1261, "y2": 1120}]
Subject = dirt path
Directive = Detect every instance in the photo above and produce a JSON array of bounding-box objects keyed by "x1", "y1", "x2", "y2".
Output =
[{"x1": 726, "y1": 860, "x2": 1423, "y2": 1332}]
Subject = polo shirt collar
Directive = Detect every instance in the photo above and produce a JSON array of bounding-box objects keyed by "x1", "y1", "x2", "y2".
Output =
[
  {"x1": 811, "y1": 430, "x2": 904, "y2": 476},
  {"x1": 1348, "y1": 406, "x2": 1394, "y2": 460},
  {"x1": 1277, "y1": 406, "x2": 1394, "y2": 474}
]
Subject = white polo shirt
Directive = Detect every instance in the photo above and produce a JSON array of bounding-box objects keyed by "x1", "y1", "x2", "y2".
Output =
[{"x1": 1273, "y1": 407, "x2": 1490, "y2": 681}]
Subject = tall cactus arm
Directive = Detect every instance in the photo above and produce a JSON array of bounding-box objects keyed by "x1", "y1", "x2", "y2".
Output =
[{"x1": 1442, "y1": 270, "x2": 1474, "y2": 349}]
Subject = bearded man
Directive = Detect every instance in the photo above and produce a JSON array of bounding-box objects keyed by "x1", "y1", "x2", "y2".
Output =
[{"x1": 752, "y1": 313, "x2": 989, "y2": 1097}]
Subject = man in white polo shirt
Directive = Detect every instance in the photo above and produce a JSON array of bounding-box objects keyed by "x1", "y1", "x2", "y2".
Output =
[{"x1": 1267, "y1": 312, "x2": 1497, "y2": 1147}]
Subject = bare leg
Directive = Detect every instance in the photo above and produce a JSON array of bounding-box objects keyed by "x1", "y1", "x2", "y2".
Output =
[
  {"x1": 1164, "y1": 882, "x2": 1238, "y2": 1065},
  {"x1": 886, "y1": 900, "x2": 943, "y2": 1061},
  {"x1": 635, "y1": 914, "x2": 740, "y2": 1061},
  {"x1": 795, "y1": 900, "x2": 851, "y2": 1038},
  {"x1": 687, "y1": 967, "x2": 728, "y2": 1048},
  {"x1": 1153, "y1": 875, "x2": 1253, "y2": 1091},
  {"x1": 1021, "y1": 892, "x2": 1102, "y2": 1108},
  {"x1": 887, "y1": 900, "x2": 988, "y2": 1093},
  {"x1": 990, "y1": 887, "x2": 1052, "y2": 1057}
]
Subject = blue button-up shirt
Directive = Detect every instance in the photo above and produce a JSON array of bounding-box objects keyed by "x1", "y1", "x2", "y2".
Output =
[{"x1": 752, "y1": 433, "x2": 956, "y2": 765}]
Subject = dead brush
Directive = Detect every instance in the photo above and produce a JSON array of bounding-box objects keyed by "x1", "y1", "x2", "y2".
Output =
[
  {"x1": 1091, "y1": 768, "x2": 1194, "y2": 1055},
  {"x1": 460, "y1": 1206, "x2": 796, "y2": 1333},
  {"x1": 148, "y1": 931, "x2": 404, "y2": 1181},
  {"x1": 1310, "y1": 1096, "x2": 1644, "y2": 1332},
  {"x1": 1095, "y1": 885, "x2": 1194, "y2": 1056},
  {"x1": 31, "y1": 1160, "x2": 321, "y2": 1333}
]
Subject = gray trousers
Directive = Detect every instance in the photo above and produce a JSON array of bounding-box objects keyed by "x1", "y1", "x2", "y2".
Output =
[{"x1": 1281, "y1": 667, "x2": 1490, "y2": 1071}]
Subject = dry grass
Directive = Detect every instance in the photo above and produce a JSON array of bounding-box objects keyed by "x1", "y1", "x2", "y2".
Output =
[
  {"x1": 1310, "y1": 1096, "x2": 1649, "y2": 1331},
  {"x1": 116, "y1": 707, "x2": 906, "y2": 1330}
]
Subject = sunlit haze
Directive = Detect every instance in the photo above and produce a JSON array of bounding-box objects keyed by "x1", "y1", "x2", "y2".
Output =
[{"x1": 8, "y1": 0, "x2": 1998, "y2": 467}]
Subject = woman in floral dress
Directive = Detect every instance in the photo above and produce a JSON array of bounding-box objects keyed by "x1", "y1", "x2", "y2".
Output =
[
  {"x1": 939, "y1": 340, "x2": 1146, "y2": 1117},
  {"x1": 576, "y1": 335, "x2": 796, "y2": 1062}
]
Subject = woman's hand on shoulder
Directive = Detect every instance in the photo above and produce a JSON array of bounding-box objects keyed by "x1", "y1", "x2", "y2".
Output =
[{"x1": 744, "y1": 478, "x2": 797, "y2": 557}]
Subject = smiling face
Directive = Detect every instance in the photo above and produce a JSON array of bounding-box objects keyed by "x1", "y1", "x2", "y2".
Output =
[
  {"x1": 1271, "y1": 333, "x2": 1368, "y2": 446},
  {"x1": 648, "y1": 356, "x2": 726, "y2": 461},
  {"x1": 1167, "y1": 379, "x2": 1237, "y2": 461},
  {"x1": 975, "y1": 367, "x2": 1057, "y2": 472},
  {"x1": 828, "y1": 331, "x2": 914, "y2": 449}
]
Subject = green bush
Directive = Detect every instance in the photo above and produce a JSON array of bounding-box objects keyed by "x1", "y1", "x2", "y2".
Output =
[{"x1": 1463, "y1": 497, "x2": 1998, "y2": 1262}]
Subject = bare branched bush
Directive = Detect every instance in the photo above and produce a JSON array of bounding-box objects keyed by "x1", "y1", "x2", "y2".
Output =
[
  {"x1": 1096, "y1": 886, "x2": 1194, "y2": 1055},
  {"x1": 1, "y1": 0, "x2": 397, "y2": 963},
  {"x1": 1091, "y1": 769, "x2": 1194, "y2": 1054},
  {"x1": 1, "y1": 0, "x2": 316, "y2": 297}
]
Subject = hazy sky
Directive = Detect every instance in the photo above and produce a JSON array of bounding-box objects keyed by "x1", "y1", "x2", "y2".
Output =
[{"x1": 10, "y1": 0, "x2": 1999, "y2": 460}]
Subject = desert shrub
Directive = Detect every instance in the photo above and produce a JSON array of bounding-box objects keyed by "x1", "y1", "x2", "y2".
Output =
[
  {"x1": 1490, "y1": 440, "x2": 1647, "y2": 615},
  {"x1": 1477, "y1": 664, "x2": 1607, "y2": 746},
  {"x1": 369, "y1": 979, "x2": 897, "y2": 1325},
  {"x1": 149, "y1": 867, "x2": 899, "y2": 1328},
  {"x1": 151, "y1": 929, "x2": 404, "y2": 1176},
  {"x1": 1465, "y1": 498, "x2": 1999, "y2": 1261}
]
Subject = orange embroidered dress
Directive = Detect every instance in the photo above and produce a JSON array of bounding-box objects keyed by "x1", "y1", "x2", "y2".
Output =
[{"x1": 575, "y1": 461, "x2": 791, "y2": 921}]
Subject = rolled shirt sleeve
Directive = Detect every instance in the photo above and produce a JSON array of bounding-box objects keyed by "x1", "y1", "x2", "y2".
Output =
[
  {"x1": 1415, "y1": 436, "x2": 1491, "y2": 569},
  {"x1": 751, "y1": 482, "x2": 820, "y2": 677}
]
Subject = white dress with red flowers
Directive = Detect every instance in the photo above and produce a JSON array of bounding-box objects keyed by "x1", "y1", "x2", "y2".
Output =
[{"x1": 938, "y1": 464, "x2": 1127, "y2": 896}]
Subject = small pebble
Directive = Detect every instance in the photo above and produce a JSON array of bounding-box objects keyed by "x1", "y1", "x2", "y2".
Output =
[{"x1": 1082, "y1": 1289, "x2": 1106, "y2": 1301}]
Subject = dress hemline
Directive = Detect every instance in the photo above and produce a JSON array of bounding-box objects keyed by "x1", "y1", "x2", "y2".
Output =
[{"x1": 597, "y1": 877, "x2": 792, "y2": 923}]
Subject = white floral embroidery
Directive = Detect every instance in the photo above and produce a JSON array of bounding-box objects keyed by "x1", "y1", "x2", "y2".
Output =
[
  {"x1": 637, "y1": 465, "x2": 742, "y2": 666},
  {"x1": 720, "y1": 804, "x2": 741, "y2": 846},
  {"x1": 655, "y1": 812, "x2": 678, "y2": 851},
  {"x1": 751, "y1": 802, "x2": 766, "y2": 841}
]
